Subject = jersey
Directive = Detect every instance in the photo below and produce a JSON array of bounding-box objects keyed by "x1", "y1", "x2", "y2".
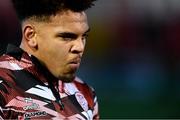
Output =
[{"x1": 0, "y1": 44, "x2": 99, "y2": 120}]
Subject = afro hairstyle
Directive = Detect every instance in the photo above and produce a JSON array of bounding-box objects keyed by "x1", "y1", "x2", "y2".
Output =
[{"x1": 11, "y1": 0, "x2": 96, "y2": 21}]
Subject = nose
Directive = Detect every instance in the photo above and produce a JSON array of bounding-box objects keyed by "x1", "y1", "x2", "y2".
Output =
[{"x1": 70, "y1": 38, "x2": 85, "y2": 54}]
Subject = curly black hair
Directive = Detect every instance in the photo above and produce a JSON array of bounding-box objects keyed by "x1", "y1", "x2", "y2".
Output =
[{"x1": 11, "y1": 0, "x2": 96, "y2": 21}]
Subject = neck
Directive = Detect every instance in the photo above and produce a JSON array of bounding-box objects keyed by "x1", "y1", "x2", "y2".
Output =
[{"x1": 19, "y1": 41, "x2": 36, "y2": 56}]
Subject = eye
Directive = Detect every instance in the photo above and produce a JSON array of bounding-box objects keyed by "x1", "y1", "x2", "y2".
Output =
[
  {"x1": 82, "y1": 34, "x2": 89, "y2": 41},
  {"x1": 57, "y1": 33, "x2": 77, "y2": 41},
  {"x1": 81, "y1": 34, "x2": 88, "y2": 45},
  {"x1": 62, "y1": 37, "x2": 74, "y2": 41}
]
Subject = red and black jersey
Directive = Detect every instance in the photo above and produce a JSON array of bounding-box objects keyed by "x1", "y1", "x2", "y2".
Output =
[{"x1": 0, "y1": 44, "x2": 99, "y2": 120}]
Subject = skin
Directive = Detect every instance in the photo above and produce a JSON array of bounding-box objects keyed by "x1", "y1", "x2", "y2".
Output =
[{"x1": 20, "y1": 10, "x2": 89, "y2": 82}]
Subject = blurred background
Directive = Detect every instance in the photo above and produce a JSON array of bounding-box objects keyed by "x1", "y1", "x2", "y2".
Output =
[{"x1": 1, "y1": 0, "x2": 180, "y2": 118}]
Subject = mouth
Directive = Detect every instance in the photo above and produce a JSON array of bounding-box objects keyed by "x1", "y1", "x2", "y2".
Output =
[{"x1": 68, "y1": 58, "x2": 81, "y2": 70}]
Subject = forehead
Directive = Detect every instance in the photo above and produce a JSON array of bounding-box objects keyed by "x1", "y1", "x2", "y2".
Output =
[
  {"x1": 32, "y1": 11, "x2": 89, "y2": 33},
  {"x1": 52, "y1": 10, "x2": 87, "y2": 22},
  {"x1": 47, "y1": 10, "x2": 88, "y2": 27}
]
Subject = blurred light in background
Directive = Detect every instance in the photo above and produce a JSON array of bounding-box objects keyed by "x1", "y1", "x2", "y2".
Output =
[{"x1": 1, "y1": 0, "x2": 180, "y2": 118}]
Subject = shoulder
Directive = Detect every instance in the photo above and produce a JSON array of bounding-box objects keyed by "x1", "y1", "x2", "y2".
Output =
[
  {"x1": 0, "y1": 54, "x2": 16, "y2": 70},
  {"x1": 0, "y1": 67, "x2": 15, "y2": 89},
  {"x1": 0, "y1": 69, "x2": 14, "y2": 106},
  {"x1": 73, "y1": 77, "x2": 95, "y2": 92},
  {"x1": 0, "y1": 55, "x2": 17, "y2": 88},
  {"x1": 0, "y1": 68, "x2": 14, "y2": 83},
  {"x1": 74, "y1": 76, "x2": 85, "y2": 84},
  {"x1": 0, "y1": 55, "x2": 16, "y2": 98},
  {"x1": 73, "y1": 77, "x2": 97, "y2": 109}
]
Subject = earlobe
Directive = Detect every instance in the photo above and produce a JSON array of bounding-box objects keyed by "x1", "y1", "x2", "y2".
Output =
[
  {"x1": 28, "y1": 38, "x2": 37, "y2": 48},
  {"x1": 23, "y1": 25, "x2": 38, "y2": 48}
]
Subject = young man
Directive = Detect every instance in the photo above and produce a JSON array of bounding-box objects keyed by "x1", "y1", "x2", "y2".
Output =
[{"x1": 0, "y1": 0, "x2": 99, "y2": 119}]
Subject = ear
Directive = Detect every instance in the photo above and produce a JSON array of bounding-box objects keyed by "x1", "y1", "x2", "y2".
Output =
[{"x1": 23, "y1": 25, "x2": 38, "y2": 49}]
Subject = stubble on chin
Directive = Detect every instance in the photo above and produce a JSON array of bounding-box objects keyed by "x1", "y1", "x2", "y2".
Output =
[{"x1": 58, "y1": 74, "x2": 76, "y2": 83}]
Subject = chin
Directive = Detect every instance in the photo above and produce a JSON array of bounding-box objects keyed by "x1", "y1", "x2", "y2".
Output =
[{"x1": 58, "y1": 74, "x2": 76, "y2": 83}]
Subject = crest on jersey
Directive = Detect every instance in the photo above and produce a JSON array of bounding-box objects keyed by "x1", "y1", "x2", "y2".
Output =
[{"x1": 75, "y1": 92, "x2": 88, "y2": 111}]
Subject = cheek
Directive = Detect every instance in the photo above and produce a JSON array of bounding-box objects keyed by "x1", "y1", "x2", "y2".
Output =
[
  {"x1": 37, "y1": 35, "x2": 70, "y2": 62},
  {"x1": 50, "y1": 44, "x2": 69, "y2": 61}
]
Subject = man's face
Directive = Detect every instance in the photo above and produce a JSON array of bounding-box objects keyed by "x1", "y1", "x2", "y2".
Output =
[{"x1": 34, "y1": 10, "x2": 89, "y2": 82}]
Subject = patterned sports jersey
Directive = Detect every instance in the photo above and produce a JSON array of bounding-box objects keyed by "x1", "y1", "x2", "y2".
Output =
[{"x1": 0, "y1": 44, "x2": 99, "y2": 120}]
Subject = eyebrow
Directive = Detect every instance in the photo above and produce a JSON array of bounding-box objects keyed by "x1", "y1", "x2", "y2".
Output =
[
  {"x1": 57, "y1": 28, "x2": 90, "y2": 38},
  {"x1": 57, "y1": 32, "x2": 77, "y2": 39},
  {"x1": 85, "y1": 28, "x2": 90, "y2": 34}
]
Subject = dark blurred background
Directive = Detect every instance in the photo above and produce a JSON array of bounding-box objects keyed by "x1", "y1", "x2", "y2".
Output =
[{"x1": 1, "y1": 0, "x2": 180, "y2": 118}]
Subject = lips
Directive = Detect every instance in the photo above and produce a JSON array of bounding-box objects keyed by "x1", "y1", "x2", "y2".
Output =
[
  {"x1": 68, "y1": 58, "x2": 81, "y2": 70},
  {"x1": 69, "y1": 57, "x2": 81, "y2": 64}
]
